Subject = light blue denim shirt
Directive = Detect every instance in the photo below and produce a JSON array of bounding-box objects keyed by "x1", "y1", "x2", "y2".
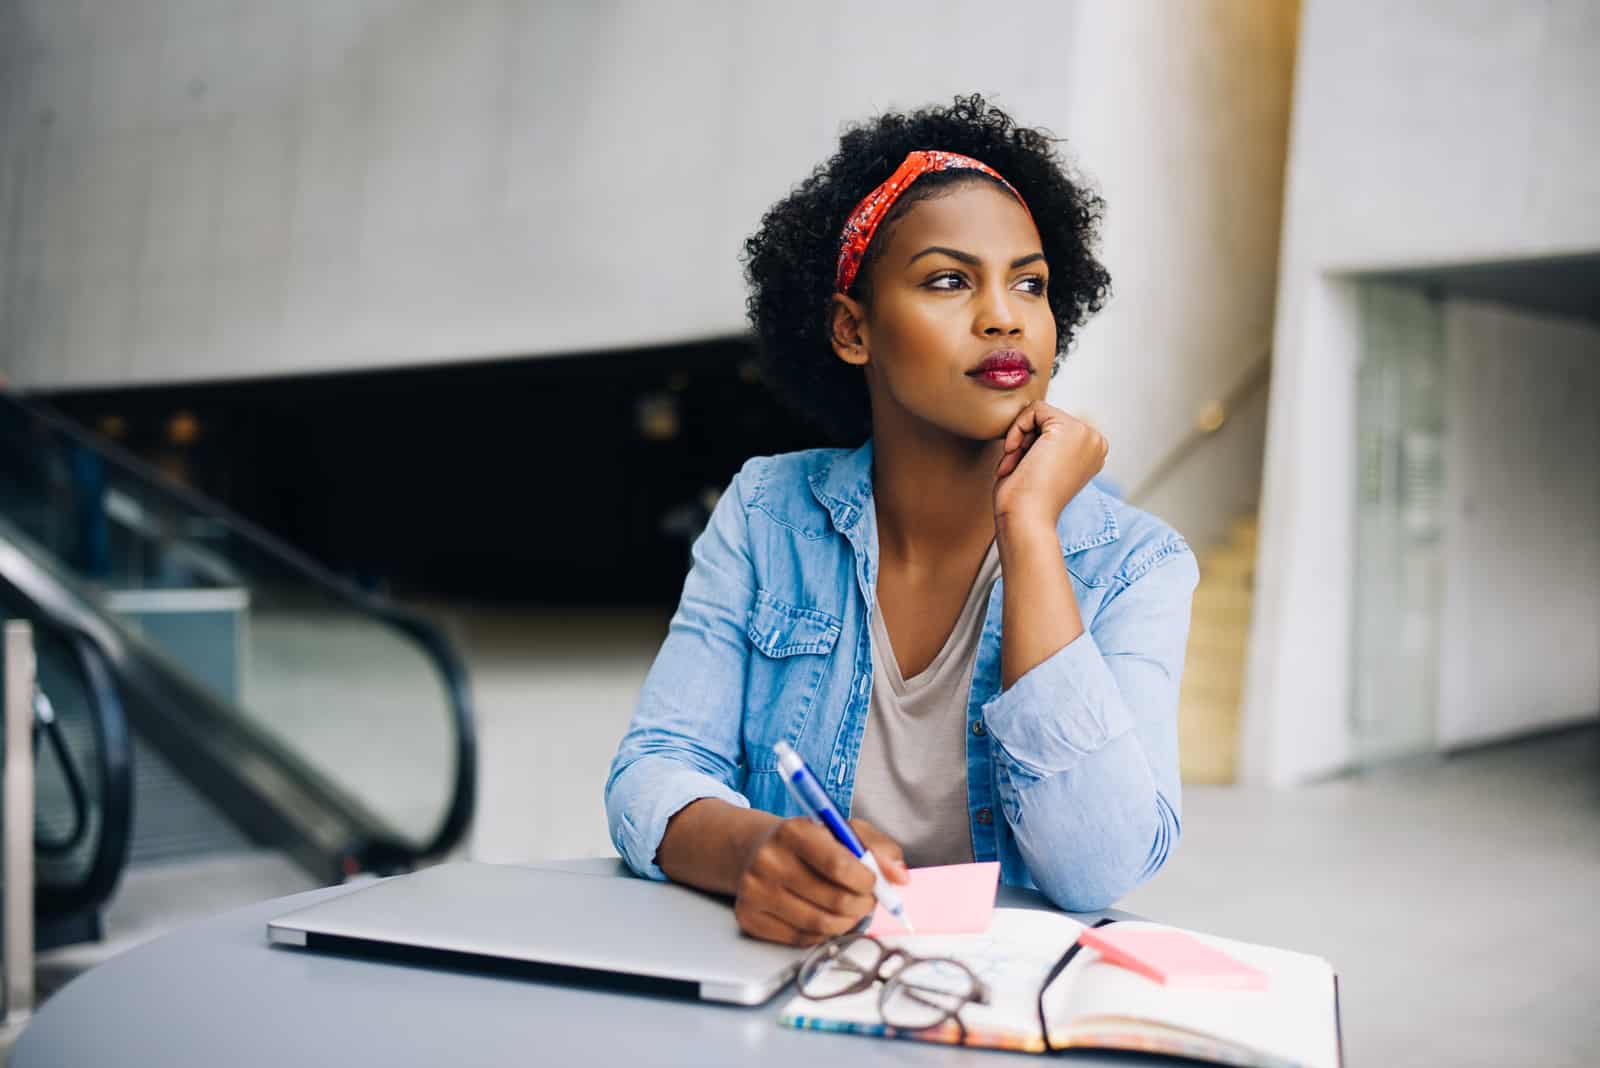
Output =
[{"x1": 605, "y1": 441, "x2": 1198, "y2": 911}]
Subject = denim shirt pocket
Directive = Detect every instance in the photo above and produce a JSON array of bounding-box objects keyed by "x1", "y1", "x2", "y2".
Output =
[{"x1": 743, "y1": 589, "x2": 841, "y2": 773}]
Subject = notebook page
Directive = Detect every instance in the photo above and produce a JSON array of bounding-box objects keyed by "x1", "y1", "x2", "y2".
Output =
[
  {"x1": 1049, "y1": 922, "x2": 1338, "y2": 1068},
  {"x1": 780, "y1": 908, "x2": 1085, "y2": 1048}
]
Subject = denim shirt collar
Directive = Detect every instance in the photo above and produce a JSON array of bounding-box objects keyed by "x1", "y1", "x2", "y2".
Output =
[
  {"x1": 806, "y1": 441, "x2": 876, "y2": 534},
  {"x1": 807, "y1": 439, "x2": 1121, "y2": 553}
]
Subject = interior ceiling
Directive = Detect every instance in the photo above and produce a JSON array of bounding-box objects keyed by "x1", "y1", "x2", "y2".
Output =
[{"x1": 1368, "y1": 252, "x2": 1600, "y2": 326}]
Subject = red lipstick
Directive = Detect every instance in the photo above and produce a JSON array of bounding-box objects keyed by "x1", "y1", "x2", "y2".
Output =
[{"x1": 967, "y1": 349, "x2": 1034, "y2": 390}]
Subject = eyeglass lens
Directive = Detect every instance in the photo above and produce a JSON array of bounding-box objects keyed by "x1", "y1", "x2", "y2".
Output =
[
  {"x1": 879, "y1": 959, "x2": 979, "y2": 1030},
  {"x1": 797, "y1": 935, "x2": 887, "y2": 999}
]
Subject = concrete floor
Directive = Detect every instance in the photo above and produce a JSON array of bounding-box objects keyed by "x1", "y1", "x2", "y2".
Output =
[
  {"x1": 23, "y1": 607, "x2": 1600, "y2": 1067},
  {"x1": 1118, "y1": 728, "x2": 1600, "y2": 1068}
]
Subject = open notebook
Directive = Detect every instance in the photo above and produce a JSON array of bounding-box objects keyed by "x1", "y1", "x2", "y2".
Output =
[{"x1": 781, "y1": 908, "x2": 1341, "y2": 1068}]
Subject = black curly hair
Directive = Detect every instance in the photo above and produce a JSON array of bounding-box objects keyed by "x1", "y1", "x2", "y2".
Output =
[{"x1": 742, "y1": 94, "x2": 1110, "y2": 443}]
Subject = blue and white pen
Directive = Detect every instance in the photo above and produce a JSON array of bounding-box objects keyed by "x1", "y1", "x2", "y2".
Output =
[{"x1": 773, "y1": 741, "x2": 914, "y2": 932}]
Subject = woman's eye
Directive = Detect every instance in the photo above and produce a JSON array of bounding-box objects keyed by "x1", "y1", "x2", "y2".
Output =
[
  {"x1": 1015, "y1": 275, "x2": 1048, "y2": 295},
  {"x1": 925, "y1": 272, "x2": 968, "y2": 290}
]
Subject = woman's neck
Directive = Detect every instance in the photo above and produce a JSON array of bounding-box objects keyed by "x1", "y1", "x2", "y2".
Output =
[{"x1": 870, "y1": 416, "x2": 1004, "y2": 567}]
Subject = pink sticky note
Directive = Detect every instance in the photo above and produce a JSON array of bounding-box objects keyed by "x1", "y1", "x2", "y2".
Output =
[
  {"x1": 867, "y1": 862, "x2": 1000, "y2": 936},
  {"x1": 1079, "y1": 927, "x2": 1269, "y2": 990}
]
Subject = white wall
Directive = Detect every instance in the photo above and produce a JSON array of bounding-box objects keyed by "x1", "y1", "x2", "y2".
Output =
[
  {"x1": 1242, "y1": 0, "x2": 1600, "y2": 784},
  {"x1": 0, "y1": 1, "x2": 1296, "y2": 537},
  {"x1": 1050, "y1": 2, "x2": 1295, "y2": 502},
  {"x1": 1436, "y1": 301, "x2": 1600, "y2": 748}
]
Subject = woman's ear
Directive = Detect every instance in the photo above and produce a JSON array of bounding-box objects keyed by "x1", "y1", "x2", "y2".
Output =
[{"x1": 828, "y1": 295, "x2": 870, "y2": 367}]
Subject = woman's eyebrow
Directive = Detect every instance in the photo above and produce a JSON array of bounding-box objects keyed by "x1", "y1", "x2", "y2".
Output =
[{"x1": 907, "y1": 246, "x2": 1047, "y2": 269}]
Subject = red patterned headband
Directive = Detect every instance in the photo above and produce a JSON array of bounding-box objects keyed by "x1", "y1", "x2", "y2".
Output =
[{"x1": 834, "y1": 150, "x2": 1033, "y2": 294}]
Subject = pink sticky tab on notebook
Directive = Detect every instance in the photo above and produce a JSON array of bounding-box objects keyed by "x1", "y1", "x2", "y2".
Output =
[
  {"x1": 867, "y1": 861, "x2": 1000, "y2": 936},
  {"x1": 1079, "y1": 927, "x2": 1269, "y2": 990}
]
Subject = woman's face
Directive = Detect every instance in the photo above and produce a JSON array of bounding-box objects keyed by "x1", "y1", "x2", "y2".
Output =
[{"x1": 832, "y1": 180, "x2": 1056, "y2": 443}]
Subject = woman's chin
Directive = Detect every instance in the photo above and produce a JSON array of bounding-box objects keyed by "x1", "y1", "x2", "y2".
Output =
[
  {"x1": 893, "y1": 390, "x2": 1043, "y2": 444},
  {"x1": 953, "y1": 414, "x2": 1024, "y2": 445},
  {"x1": 972, "y1": 395, "x2": 1038, "y2": 439}
]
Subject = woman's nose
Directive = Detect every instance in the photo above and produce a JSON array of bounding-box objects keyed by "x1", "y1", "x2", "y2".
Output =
[{"x1": 977, "y1": 288, "x2": 1024, "y2": 336}]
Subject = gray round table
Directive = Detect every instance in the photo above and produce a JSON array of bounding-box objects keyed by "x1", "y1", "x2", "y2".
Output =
[{"x1": 15, "y1": 859, "x2": 1145, "y2": 1067}]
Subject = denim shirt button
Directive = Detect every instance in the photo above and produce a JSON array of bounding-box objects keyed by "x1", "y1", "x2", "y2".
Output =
[
  {"x1": 975, "y1": 807, "x2": 993, "y2": 825},
  {"x1": 970, "y1": 720, "x2": 986, "y2": 737}
]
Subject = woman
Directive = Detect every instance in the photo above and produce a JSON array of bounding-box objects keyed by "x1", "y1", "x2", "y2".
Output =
[{"x1": 606, "y1": 95, "x2": 1197, "y2": 946}]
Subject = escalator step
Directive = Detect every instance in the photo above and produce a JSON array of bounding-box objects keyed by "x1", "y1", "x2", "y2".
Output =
[{"x1": 128, "y1": 733, "x2": 252, "y2": 867}]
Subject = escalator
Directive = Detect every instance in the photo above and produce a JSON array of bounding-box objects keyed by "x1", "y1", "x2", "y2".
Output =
[{"x1": 0, "y1": 388, "x2": 476, "y2": 945}]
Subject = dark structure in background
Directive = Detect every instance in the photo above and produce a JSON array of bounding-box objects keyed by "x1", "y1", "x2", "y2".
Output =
[{"x1": 45, "y1": 339, "x2": 830, "y2": 605}]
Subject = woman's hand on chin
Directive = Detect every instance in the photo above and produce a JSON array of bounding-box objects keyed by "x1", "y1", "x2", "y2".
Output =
[{"x1": 992, "y1": 401, "x2": 1108, "y2": 532}]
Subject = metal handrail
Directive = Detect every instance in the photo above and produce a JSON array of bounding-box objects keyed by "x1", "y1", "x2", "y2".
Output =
[
  {"x1": 0, "y1": 585, "x2": 134, "y2": 920},
  {"x1": 0, "y1": 389, "x2": 476, "y2": 862},
  {"x1": 3, "y1": 622, "x2": 36, "y2": 1026},
  {"x1": 1126, "y1": 351, "x2": 1272, "y2": 506},
  {"x1": 23, "y1": 620, "x2": 133, "y2": 920}
]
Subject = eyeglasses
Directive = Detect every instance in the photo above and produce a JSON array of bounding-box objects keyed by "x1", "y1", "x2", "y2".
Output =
[{"x1": 796, "y1": 932, "x2": 991, "y2": 1038}]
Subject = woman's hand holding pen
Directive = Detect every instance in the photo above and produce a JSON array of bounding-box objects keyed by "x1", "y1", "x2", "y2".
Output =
[
  {"x1": 734, "y1": 817, "x2": 909, "y2": 947},
  {"x1": 992, "y1": 400, "x2": 1108, "y2": 532}
]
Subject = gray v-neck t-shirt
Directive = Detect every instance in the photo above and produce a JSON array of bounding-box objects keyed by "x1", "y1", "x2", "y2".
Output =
[{"x1": 850, "y1": 541, "x2": 1001, "y2": 868}]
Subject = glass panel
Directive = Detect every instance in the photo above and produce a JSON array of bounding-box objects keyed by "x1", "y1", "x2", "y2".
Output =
[
  {"x1": 1351, "y1": 283, "x2": 1446, "y2": 766},
  {"x1": 0, "y1": 397, "x2": 462, "y2": 851}
]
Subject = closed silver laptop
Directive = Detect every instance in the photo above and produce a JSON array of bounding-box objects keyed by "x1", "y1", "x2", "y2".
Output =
[{"x1": 267, "y1": 861, "x2": 804, "y2": 1005}]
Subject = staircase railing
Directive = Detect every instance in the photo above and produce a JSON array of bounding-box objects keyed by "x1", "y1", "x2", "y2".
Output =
[{"x1": 1126, "y1": 351, "x2": 1272, "y2": 507}]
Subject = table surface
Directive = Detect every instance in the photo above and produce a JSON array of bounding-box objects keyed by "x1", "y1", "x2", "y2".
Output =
[{"x1": 16, "y1": 858, "x2": 1151, "y2": 1067}]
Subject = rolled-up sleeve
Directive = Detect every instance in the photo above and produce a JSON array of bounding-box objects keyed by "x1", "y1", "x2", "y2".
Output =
[
  {"x1": 604, "y1": 462, "x2": 761, "y2": 880},
  {"x1": 982, "y1": 542, "x2": 1198, "y2": 910}
]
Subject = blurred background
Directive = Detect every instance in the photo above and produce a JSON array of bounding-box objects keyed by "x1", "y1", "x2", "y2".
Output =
[{"x1": 0, "y1": 1, "x2": 1595, "y2": 1063}]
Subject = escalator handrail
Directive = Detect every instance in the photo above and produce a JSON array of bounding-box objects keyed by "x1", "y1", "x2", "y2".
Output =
[
  {"x1": 46, "y1": 628, "x2": 134, "y2": 916},
  {"x1": 0, "y1": 389, "x2": 476, "y2": 860},
  {"x1": 2, "y1": 605, "x2": 135, "y2": 918},
  {"x1": 5, "y1": 532, "x2": 407, "y2": 883},
  {"x1": 4, "y1": 508, "x2": 424, "y2": 881}
]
